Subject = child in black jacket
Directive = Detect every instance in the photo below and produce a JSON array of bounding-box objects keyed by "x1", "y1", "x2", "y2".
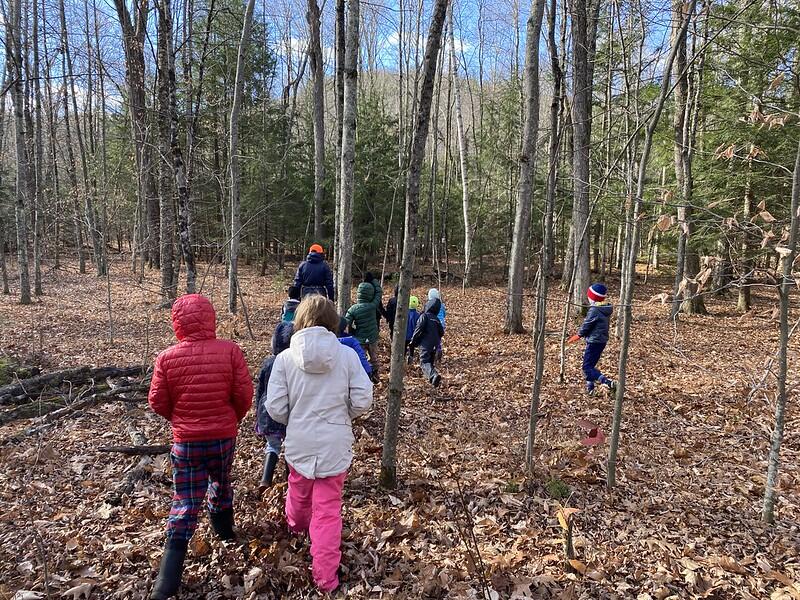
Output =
[{"x1": 410, "y1": 297, "x2": 444, "y2": 387}]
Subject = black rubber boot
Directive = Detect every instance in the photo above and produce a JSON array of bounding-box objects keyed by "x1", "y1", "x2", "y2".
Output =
[
  {"x1": 260, "y1": 452, "x2": 279, "y2": 488},
  {"x1": 151, "y1": 538, "x2": 188, "y2": 600},
  {"x1": 208, "y1": 508, "x2": 235, "y2": 541}
]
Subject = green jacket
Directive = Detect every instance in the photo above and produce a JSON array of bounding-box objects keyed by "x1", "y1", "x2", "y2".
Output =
[{"x1": 345, "y1": 282, "x2": 383, "y2": 344}]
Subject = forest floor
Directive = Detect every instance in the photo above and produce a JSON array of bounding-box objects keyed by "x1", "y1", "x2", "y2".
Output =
[{"x1": 0, "y1": 257, "x2": 799, "y2": 600}]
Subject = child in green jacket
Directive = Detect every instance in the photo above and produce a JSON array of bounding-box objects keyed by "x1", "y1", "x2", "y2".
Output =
[{"x1": 344, "y1": 277, "x2": 383, "y2": 379}]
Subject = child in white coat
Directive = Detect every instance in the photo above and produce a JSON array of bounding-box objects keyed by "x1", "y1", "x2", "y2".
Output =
[{"x1": 266, "y1": 295, "x2": 373, "y2": 592}]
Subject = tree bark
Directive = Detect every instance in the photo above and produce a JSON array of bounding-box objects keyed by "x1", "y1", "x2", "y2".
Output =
[
  {"x1": 608, "y1": 0, "x2": 697, "y2": 488},
  {"x1": 447, "y1": 4, "x2": 472, "y2": 288},
  {"x1": 31, "y1": 0, "x2": 43, "y2": 295},
  {"x1": 336, "y1": 0, "x2": 360, "y2": 315},
  {"x1": 308, "y1": 0, "x2": 326, "y2": 241},
  {"x1": 227, "y1": 0, "x2": 257, "y2": 313},
  {"x1": 381, "y1": 0, "x2": 449, "y2": 490},
  {"x1": 527, "y1": 0, "x2": 561, "y2": 469},
  {"x1": 5, "y1": 0, "x2": 32, "y2": 304},
  {"x1": 762, "y1": 137, "x2": 800, "y2": 523},
  {"x1": 504, "y1": 0, "x2": 545, "y2": 334}
]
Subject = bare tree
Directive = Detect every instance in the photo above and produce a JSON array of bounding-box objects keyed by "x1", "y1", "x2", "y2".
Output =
[
  {"x1": 447, "y1": 3, "x2": 472, "y2": 287},
  {"x1": 504, "y1": 0, "x2": 545, "y2": 334},
  {"x1": 381, "y1": 0, "x2": 449, "y2": 490},
  {"x1": 3, "y1": 0, "x2": 32, "y2": 304},
  {"x1": 227, "y1": 0, "x2": 257, "y2": 313},
  {"x1": 336, "y1": 0, "x2": 360, "y2": 314},
  {"x1": 307, "y1": 0, "x2": 326, "y2": 241},
  {"x1": 607, "y1": 0, "x2": 697, "y2": 488},
  {"x1": 762, "y1": 137, "x2": 800, "y2": 523}
]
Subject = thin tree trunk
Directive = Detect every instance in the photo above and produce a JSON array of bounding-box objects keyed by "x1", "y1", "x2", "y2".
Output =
[
  {"x1": 227, "y1": 0, "x2": 257, "y2": 313},
  {"x1": 505, "y1": 0, "x2": 545, "y2": 334},
  {"x1": 308, "y1": 0, "x2": 326, "y2": 241},
  {"x1": 336, "y1": 0, "x2": 360, "y2": 315},
  {"x1": 608, "y1": 0, "x2": 697, "y2": 488},
  {"x1": 527, "y1": 0, "x2": 560, "y2": 470},
  {"x1": 6, "y1": 0, "x2": 32, "y2": 304},
  {"x1": 447, "y1": 4, "x2": 472, "y2": 288},
  {"x1": 381, "y1": 0, "x2": 449, "y2": 490},
  {"x1": 762, "y1": 137, "x2": 800, "y2": 523},
  {"x1": 31, "y1": 0, "x2": 43, "y2": 295},
  {"x1": 333, "y1": 0, "x2": 345, "y2": 268}
]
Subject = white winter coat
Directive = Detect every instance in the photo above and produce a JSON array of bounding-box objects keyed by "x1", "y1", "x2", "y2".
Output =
[{"x1": 266, "y1": 326, "x2": 373, "y2": 479}]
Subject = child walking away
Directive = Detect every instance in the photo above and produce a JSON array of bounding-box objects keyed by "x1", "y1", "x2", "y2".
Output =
[
  {"x1": 255, "y1": 322, "x2": 293, "y2": 488},
  {"x1": 405, "y1": 295, "x2": 421, "y2": 363},
  {"x1": 427, "y1": 288, "x2": 446, "y2": 361},
  {"x1": 385, "y1": 285, "x2": 399, "y2": 338},
  {"x1": 338, "y1": 317, "x2": 375, "y2": 378},
  {"x1": 344, "y1": 278, "x2": 383, "y2": 376},
  {"x1": 568, "y1": 283, "x2": 616, "y2": 396},
  {"x1": 148, "y1": 294, "x2": 253, "y2": 600},
  {"x1": 282, "y1": 286, "x2": 301, "y2": 322},
  {"x1": 266, "y1": 296, "x2": 373, "y2": 592},
  {"x1": 410, "y1": 296, "x2": 445, "y2": 387}
]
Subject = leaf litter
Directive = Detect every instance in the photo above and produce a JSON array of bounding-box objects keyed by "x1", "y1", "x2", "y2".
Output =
[{"x1": 0, "y1": 261, "x2": 798, "y2": 598}]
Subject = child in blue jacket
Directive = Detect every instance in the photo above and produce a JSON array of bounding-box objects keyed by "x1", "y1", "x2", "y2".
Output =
[
  {"x1": 568, "y1": 283, "x2": 616, "y2": 395},
  {"x1": 405, "y1": 295, "x2": 421, "y2": 362},
  {"x1": 255, "y1": 321, "x2": 293, "y2": 487},
  {"x1": 282, "y1": 286, "x2": 301, "y2": 322},
  {"x1": 410, "y1": 297, "x2": 444, "y2": 387}
]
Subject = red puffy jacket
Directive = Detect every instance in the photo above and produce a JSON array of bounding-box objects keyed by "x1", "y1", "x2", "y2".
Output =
[{"x1": 148, "y1": 294, "x2": 253, "y2": 442}]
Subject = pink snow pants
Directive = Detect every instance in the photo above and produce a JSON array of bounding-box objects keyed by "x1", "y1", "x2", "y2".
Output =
[{"x1": 285, "y1": 466, "x2": 347, "y2": 592}]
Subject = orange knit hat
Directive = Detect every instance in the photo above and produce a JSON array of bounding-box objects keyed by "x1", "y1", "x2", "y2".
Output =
[{"x1": 309, "y1": 243, "x2": 324, "y2": 254}]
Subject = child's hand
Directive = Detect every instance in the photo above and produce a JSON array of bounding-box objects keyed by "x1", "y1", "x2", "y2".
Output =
[{"x1": 567, "y1": 334, "x2": 581, "y2": 345}]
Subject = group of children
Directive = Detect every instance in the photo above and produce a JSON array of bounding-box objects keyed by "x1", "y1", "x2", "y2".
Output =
[{"x1": 146, "y1": 243, "x2": 613, "y2": 597}]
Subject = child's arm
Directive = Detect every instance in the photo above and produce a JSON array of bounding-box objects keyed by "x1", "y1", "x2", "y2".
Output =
[
  {"x1": 371, "y1": 281, "x2": 383, "y2": 307},
  {"x1": 292, "y1": 263, "x2": 304, "y2": 290},
  {"x1": 325, "y1": 266, "x2": 335, "y2": 300},
  {"x1": 266, "y1": 356, "x2": 290, "y2": 425},
  {"x1": 577, "y1": 307, "x2": 598, "y2": 339},
  {"x1": 148, "y1": 353, "x2": 173, "y2": 420},
  {"x1": 346, "y1": 350, "x2": 373, "y2": 419},
  {"x1": 410, "y1": 314, "x2": 426, "y2": 349},
  {"x1": 231, "y1": 346, "x2": 254, "y2": 422},
  {"x1": 344, "y1": 307, "x2": 356, "y2": 329}
]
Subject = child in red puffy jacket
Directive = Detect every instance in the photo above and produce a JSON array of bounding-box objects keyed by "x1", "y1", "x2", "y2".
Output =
[{"x1": 147, "y1": 294, "x2": 253, "y2": 600}]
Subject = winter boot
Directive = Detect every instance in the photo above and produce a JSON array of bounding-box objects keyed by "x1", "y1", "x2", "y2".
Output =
[
  {"x1": 431, "y1": 372, "x2": 442, "y2": 388},
  {"x1": 260, "y1": 452, "x2": 279, "y2": 488},
  {"x1": 586, "y1": 382, "x2": 596, "y2": 397},
  {"x1": 150, "y1": 538, "x2": 188, "y2": 600},
  {"x1": 208, "y1": 508, "x2": 236, "y2": 541}
]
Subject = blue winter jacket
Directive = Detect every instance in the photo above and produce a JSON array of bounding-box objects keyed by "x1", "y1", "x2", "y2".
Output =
[
  {"x1": 293, "y1": 252, "x2": 335, "y2": 300},
  {"x1": 411, "y1": 298, "x2": 444, "y2": 352},
  {"x1": 338, "y1": 336, "x2": 373, "y2": 375},
  {"x1": 578, "y1": 302, "x2": 613, "y2": 345},
  {"x1": 406, "y1": 309, "x2": 420, "y2": 342},
  {"x1": 255, "y1": 322, "x2": 293, "y2": 438}
]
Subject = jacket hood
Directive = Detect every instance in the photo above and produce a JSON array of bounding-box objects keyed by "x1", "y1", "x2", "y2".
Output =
[
  {"x1": 288, "y1": 326, "x2": 339, "y2": 374},
  {"x1": 428, "y1": 288, "x2": 441, "y2": 301},
  {"x1": 306, "y1": 251, "x2": 324, "y2": 263},
  {"x1": 171, "y1": 294, "x2": 217, "y2": 342},
  {"x1": 357, "y1": 282, "x2": 376, "y2": 303},
  {"x1": 593, "y1": 303, "x2": 613, "y2": 316},
  {"x1": 272, "y1": 321, "x2": 294, "y2": 355},
  {"x1": 424, "y1": 298, "x2": 441, "y2": 315}
]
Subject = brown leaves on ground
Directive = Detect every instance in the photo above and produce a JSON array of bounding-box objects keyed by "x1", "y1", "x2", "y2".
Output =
[{"x1": 0, "y1": 259, "x2": 799, "y2": 598}]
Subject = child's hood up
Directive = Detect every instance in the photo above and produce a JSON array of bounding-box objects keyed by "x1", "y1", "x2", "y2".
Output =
[
  {"x1": 171, "y1": 294, "x2": 216, "y2": 342},
  {"x1": 424, "y1": 297, "x2": 441, "y2": 315},
  {"x1": 287, "y1": 326, "x2": 340, "y2": 374},
  {"x1": 592, "y1": 302, "x2": 613, "y2": 316}
]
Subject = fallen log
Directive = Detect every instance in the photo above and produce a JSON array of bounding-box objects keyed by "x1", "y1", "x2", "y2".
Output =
[
  {"x1": 0, "y1": 365, "x2": 145, "y2": 405},
  {"x1": 0, "y1": 384, "x2": 149, "y2": 444},
  {"x1": 107, "y1": 410, "x2": 155, "y2": 505},
  {"x1": 98, "y1": 444, "x2": 172, "y2": 456}
]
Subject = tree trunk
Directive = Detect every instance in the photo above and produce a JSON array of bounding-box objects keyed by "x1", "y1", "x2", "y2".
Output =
[
  {"x1": 447, "y1": 5, "x2": 472, "y2": 288},
  {"x1": 5, "y1": 0, "x2": 32, "y2": 304},
  {"x1": 762, "y1": 137, "x2": 800, "y2": 523},
  {"x1": 333, "y1": 0, "x2": 345, "y2": 270},
  {"x1": 308, "y1": 0, "x2": 326, "y2": 241},
  {"x1": 157, "y1": 0, "x2": 176, "y2": 303},
  {"x1": 336, "y1": 0, "x2": 360, "y2": 315},
  {"x1": 31, "y1": 0, "x2": 43, "y2": 295},
  {"x1": 527, "y1": 0, "x2": 560, "y2": 471},
  {"x1": 608, "y1": 0, "x2": 697, "y2": 488},
  {"x1": 227, "y1": 0, "x2": 257, "y2": 313},
  {"x1": 380, "y1": 0, "x2": 449, "y2": 490},
  {"x1": 737, "y1": 159, "x2": 754, "y2": 312},
  {"x1": 504, "y1": 0, "x2": 545, "y2": 335}
]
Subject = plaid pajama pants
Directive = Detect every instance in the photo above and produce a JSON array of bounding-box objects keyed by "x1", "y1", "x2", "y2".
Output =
[{"x1": 166, "y1": 437, "x2": 236, "y2": 542}]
